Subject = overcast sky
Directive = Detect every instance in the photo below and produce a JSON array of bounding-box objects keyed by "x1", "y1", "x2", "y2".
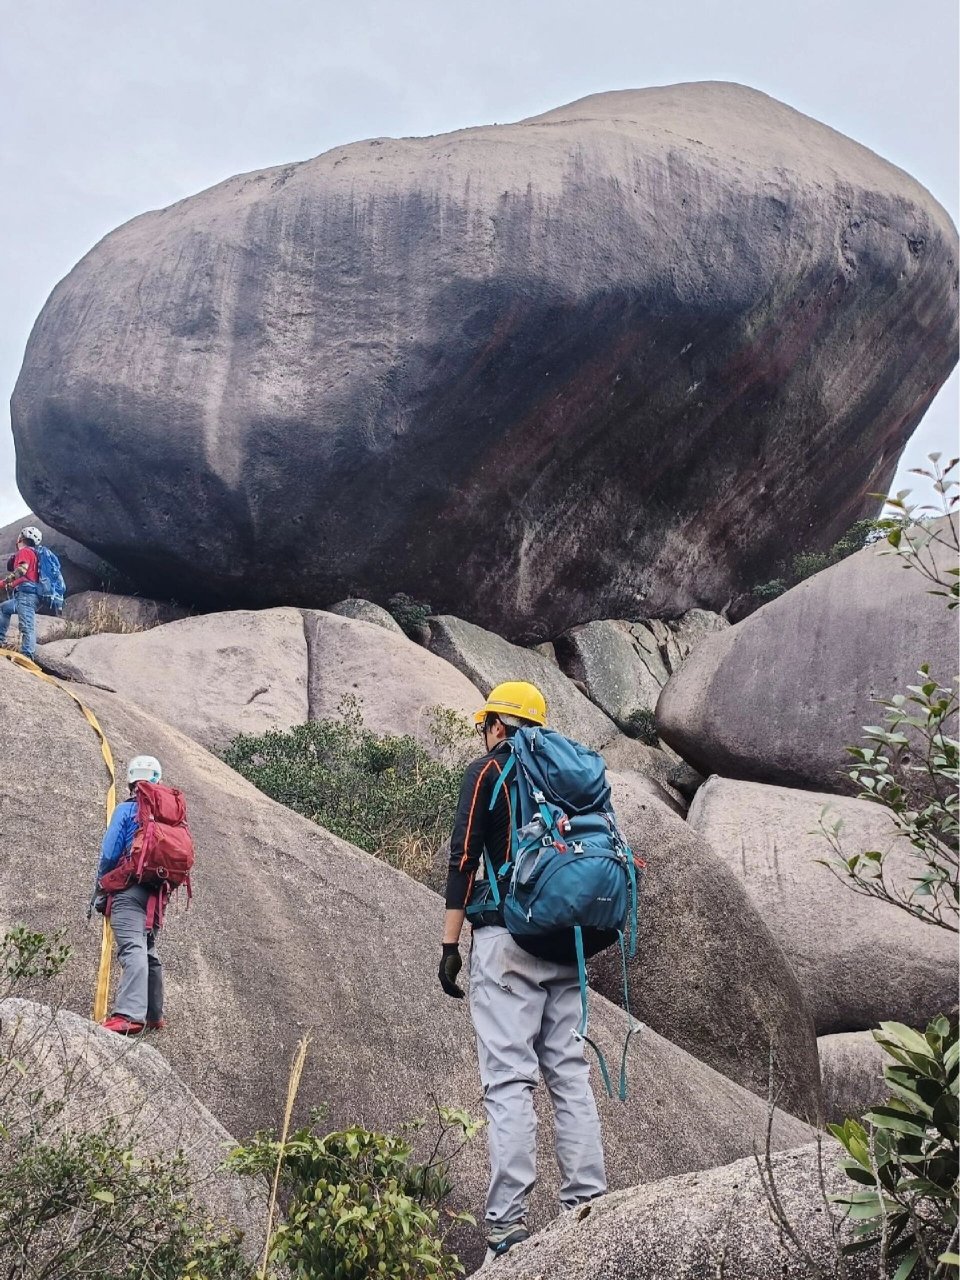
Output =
[{"x1": 2, "y1": 0, "x2": 957, "y2": 526}]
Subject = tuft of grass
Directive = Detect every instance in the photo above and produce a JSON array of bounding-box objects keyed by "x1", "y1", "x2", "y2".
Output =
[{"x1": 60, "y1": 601, "x2": 147, "y2": 639}]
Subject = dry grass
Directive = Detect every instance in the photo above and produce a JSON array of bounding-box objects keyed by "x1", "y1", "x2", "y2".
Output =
[{"x1": 60, "y1": 601, "x2": 147, "y2": 640}]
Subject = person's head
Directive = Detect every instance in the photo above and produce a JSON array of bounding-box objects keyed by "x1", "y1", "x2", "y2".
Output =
[
  {"x1": 473, "y1": 681, "x2": 547, "y2": 751},
  {"x1": 18, "y1": 526, "x2": 42, "y2": 549},
  {"x1": 127, "y1": 754, "x2": 162, "y2": 793}
]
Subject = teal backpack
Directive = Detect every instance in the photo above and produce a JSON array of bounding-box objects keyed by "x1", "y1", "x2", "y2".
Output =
[{"x1": 466, "y1": 726, "x2": 644, "y2": 1099}]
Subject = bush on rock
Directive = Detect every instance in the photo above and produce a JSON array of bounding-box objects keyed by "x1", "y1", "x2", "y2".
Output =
[{"x1": 222, "y1": 699, "x2": 469, "y2": 881}]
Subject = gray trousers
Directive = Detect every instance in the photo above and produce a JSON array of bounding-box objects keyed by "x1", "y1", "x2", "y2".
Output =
[
  {"x1": 110, "y1": 885, "x2": 163, "y2": 1023},
  {"x1": 469, "y1": 926, "x2": 607, "y2": 1226}
]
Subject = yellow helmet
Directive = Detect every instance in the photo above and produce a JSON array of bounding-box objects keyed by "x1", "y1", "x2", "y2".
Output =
[{"x1": 474, "y1": 680, "x2": 547, "y2": 728}]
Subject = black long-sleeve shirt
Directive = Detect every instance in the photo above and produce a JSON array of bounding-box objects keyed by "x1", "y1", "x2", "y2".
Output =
[{"x1": 444, "y1": 740, "x2": 514, "y2": 912}]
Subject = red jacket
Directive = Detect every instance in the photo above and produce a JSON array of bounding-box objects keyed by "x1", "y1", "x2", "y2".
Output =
[{"x1": 4, "y1": 545, "x2": 38, "y2": 587}]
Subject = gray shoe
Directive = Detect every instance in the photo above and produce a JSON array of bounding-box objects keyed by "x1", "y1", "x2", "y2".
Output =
[{"x1": 481, "y1": 1222, "x2": 529, "y2": 1267}]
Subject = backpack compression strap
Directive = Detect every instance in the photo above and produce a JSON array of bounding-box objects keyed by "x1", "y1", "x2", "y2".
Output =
[{"x1": 573, "y1": 925, "x2": 614, "y2": 1099}]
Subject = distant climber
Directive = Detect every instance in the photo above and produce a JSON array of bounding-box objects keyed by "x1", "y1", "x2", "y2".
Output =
[
  {"x1": 96, "y1": 755, "x2": 195, "y2": 1035},
  {"x1": 440, "y1": 681, "x2": 608, "y2": 1266},
  {"x1": 0, "y1": 525, "x2": 43, "y2": 660}
]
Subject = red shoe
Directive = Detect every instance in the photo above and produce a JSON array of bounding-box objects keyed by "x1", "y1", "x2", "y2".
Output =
[
  {"x1": 101, "y1": 1016, "x2": 145, "y2": 1035},
  {"x1": 146, "y1": 1018, "x2": 166, "y2": 1030}
]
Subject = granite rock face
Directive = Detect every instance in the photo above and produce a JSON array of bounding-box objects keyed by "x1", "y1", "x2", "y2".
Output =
[
  {"x1": 13, "y1": 85, "x2": 958, "y2": 638},
  {"x1": 555, "y1": 610, "x2": 728, "y2": 733},
  {"x1": 0, "y1": 999, "x2": 268, "y2": 1257},
  {"x1": 494, "y1": 1143, "x2": 877, "y2": 1280},
  {"x1": 62, "y1": 589, "x2": 191, "y2": 631},
  {"x1": 657, "y1": 520, "x2": 959, "y2": 792},
  {"x1": 39, "y1": 606, "x2": 483, "y2": 754},
  {"x1": 327, "y1": 597, "x2": 405, "y2": 634},
  {"x1": 593, "y1": 772, "x2": 822, "y2": 1119},
  {"x1": 818, "y1": 1031, "x2": 887, "y2": 1125},
  {"x1": 0, "y1": 658, "x2": 812, "y2": 1267},
  {"x1": 429, "y1": 613, "x2": 619, "y2": 749},
  {"x1": 686, "y1": 776, "x2": 958, "y2": 1033}
]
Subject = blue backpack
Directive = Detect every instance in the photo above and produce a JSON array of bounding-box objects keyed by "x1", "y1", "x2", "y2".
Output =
[
  {"x1": 36, "y1": 546, "x2": 66, "y2": 614},
  {"x1": 467, "y1": 726, "x2": 644, "y2": 1099}
]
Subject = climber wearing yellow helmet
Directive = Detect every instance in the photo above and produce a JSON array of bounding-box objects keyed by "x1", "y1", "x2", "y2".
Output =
[{"x1": 440, "y1": 681, "x2": 606, "y2": 1266}]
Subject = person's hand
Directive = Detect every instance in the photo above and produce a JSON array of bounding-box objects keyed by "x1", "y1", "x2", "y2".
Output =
[{"x1": 438, "y1": 943, "x2": 465, "y2": 998}]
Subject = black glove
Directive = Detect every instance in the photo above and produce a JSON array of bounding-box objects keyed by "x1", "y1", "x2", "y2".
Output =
[{"x1": 438, "y1": 943, "x2": 465, "y2": 998}]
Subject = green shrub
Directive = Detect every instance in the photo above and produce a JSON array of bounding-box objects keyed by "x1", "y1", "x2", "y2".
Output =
[
  {"x1": 750, "y1": 518, "x2": 883, "y2": 604},
  {"x1": 387, "y1": 592, "x2": 433, "y2": 640},
  {"x1": 228, "y1": 1107, "x2": 480, "y2": 1280},
  {"x1": 0, "y1": 927, "x2": 254, "y2": 1280},
  {"x1": 829, "y1": 1016, "x2": 958, "y2": 1278},
  {"x1": 620, "y1": 707, "x2": 659, "y2": 745},
  {"x1": 0, "y1": 1124, "x2": 252, "y2": 1280},
  {"x1": 221, "y1": 699, "x2": 470, "y2": 881}
]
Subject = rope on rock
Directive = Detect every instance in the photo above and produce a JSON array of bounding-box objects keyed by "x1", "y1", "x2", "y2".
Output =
[{"x1": 0, "y1": 650, "x2": 116, "y2": 1019}]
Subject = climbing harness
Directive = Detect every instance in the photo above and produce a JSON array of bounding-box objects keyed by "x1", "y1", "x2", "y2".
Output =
[{"x1": 0, "y1": 651, "x2": 116, "y2": 1019}]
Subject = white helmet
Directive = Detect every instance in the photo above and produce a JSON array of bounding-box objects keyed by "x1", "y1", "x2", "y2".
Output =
[
  {"x1": 19, "y1": 526, "x2": 42, "y2": 546},
  {"x1": 127, "y1": 755, "x2": 162, "y2": 785}
]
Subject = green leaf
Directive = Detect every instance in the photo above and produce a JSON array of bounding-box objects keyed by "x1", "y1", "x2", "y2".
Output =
[
  {"x1": 893, "y1": 1246, "x2": 920, "y2": 1280},
  {"x1": 862, "y1": 1108, "x2": 928, "y2": 1137},
  {"x1": 91, "y1": 1189, "x2": 116, "y2": 1204}
]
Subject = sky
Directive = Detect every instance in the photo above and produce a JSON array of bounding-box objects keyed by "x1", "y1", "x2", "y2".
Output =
[{"x1": 1, "y1": 0, "x2": 957, "y2": 526}]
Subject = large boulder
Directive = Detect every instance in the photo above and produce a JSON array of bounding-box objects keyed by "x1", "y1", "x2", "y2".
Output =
[
  {"x1": 0, "y1": 658, "x2": 812, "y2": 1264},
  {"x1": 429, "y1": 614, "x2": 619, "y2": 749},
  {"x1": 0, "y1": 998, "x2": 267, "y2": 1256},
  {"x1": 686, "y1": 776, "x2": 958, "y2": 1032},
  {"x1": 38, "y1": 606, "x2": 484, "y2": 753},
  {"x1": 12, "y1": 85, "x2": 957, "y2": 639},
  {"x1": 302, "y1": 608, "x2": 482, "y2": 744},
  {"x1": 592, "y1": 772, "x2": 822, "y2": 1118},
  {"x1": 818, "y1": 1031, "x2": 887, "y2": 1125},
  {"x1": 656, "y1": 521, "x2": 959, "y2": 791},
  {"x1": 555, "y1": 610, "x2": 728, "y2": 735},
  {"x1": 40, "y1": 607, "x2": 311, "y2": 749},
  {"x1": 327, "y1": 597, "x2": 406, "y2": 635},
  {"x1": 494, "y1": 1143, "x2": 877, "y2": 1280}
]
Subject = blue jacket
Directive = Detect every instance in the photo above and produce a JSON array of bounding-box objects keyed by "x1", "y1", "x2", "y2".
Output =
[{"x1": 98, "y1": 798, "x2": 139, "y2": 877}]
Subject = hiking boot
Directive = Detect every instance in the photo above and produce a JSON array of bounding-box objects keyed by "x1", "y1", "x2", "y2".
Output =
[
  {"x1": 101, "y1": 1016, "x2": 145, "y2": 1035},
  {"x1": 146, "y1": 1018, "x2": 167, "y2": 1030},
  {"x1": 482, "y1": 1222, "x2": 529, "y2": 1267}
]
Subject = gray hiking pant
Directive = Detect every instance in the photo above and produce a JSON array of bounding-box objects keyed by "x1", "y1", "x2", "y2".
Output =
[
  {"x1": 110, "y1": 885, "x2": 163, "y2": 1024},
  {"x1": 469, "y1": 926, "x2": 607, "y2": 1227}
]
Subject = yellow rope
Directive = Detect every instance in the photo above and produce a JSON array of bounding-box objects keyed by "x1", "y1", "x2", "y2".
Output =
[{"x1": 0, "y1": 650, "x2": 117, "y2": 1019}]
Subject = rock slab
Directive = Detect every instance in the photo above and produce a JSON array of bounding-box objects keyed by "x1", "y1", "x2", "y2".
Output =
[
  {"x1": 556, "y1": 609, "x2": 728, "y2": 733},
  {"x1": 494, "y1": 1142, "x2": 877, "y2": 1280},
  {"x1": 0, "y1": 998, "x2": 267, "y2": 1257},
  {"x1": 0, "y1": 657, "x2": 813, "y2": 1269},
  {"x1": 819, "y1": 1031, "x2": 888, "y2": 1125},
  {"x1": 38, "y1": 606, "x2": 484, "y2": 754},
  {"x1": 657, "y1": 520, "x2": 960, "y2": 792},
  {"x1": 593, "y1": 772, "x2": 822, "y2": 1118},
  {"x1": 13, "y1": 85, "x2": 958, "y2": 638},
  {"x1": 429, "y1": 613, "x2": 619, "y2": 749},
  {"x1": 686, "y1": 775, "x2": 958, "y2": 1033}
]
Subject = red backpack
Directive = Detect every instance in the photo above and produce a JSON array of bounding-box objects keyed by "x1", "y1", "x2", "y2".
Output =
[{"x1": 99, "y1": 782, "x2": 195, "y2": 903}]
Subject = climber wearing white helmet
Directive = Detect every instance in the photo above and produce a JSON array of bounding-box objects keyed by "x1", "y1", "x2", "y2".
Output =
[
  {"x1": 95, "y1": 755, "x2": 169, "y2": 1035},
  {"x1": 0, "y1": 526, "x2": 44, "y2": 660}
]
